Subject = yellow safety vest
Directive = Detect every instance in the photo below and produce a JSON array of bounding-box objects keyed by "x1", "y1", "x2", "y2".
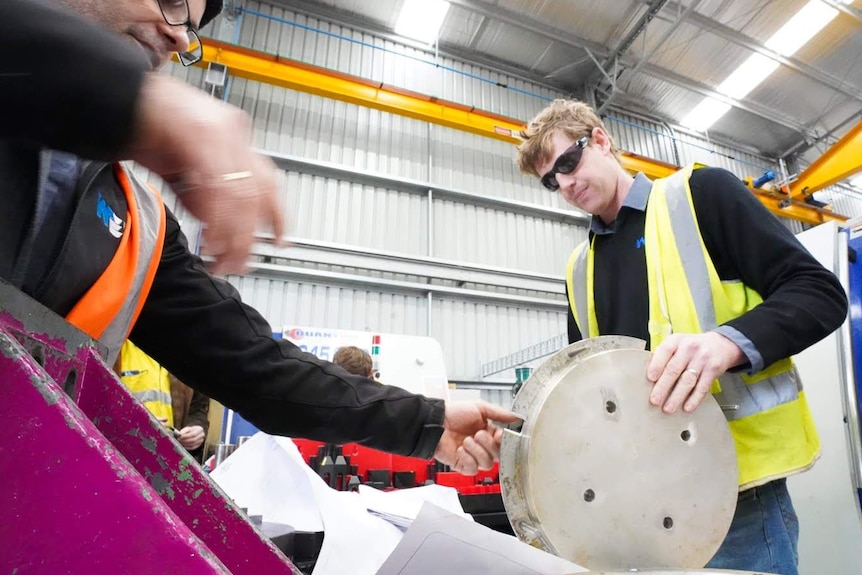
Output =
[
  {"x1": 566, "y1": 164, "x2": 820, "y2": 489},
  {"x1": 116, "y1": 339, "x2": 174, "y2": 427}
]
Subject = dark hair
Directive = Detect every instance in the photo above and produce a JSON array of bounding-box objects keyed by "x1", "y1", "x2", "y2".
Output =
[{"x1": 200, "y1": 0, "x2": 223, "y2": 28}]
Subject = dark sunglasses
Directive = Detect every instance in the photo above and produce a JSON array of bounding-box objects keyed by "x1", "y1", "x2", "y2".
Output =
[{"x1": 540, "y1": 135, "x2": 591, "y2": 191}]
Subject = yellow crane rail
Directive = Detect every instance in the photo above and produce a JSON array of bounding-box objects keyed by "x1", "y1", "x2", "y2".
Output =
[
  {"x1": 789, "y1": 120, "x2": 862, "y2": 200},
  {"x1": 196, "y1": 39, "x2": 847, "y2": 225}
]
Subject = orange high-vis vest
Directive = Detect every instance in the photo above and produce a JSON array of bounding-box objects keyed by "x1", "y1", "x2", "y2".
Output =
[{"x1": 65, "y1": 164, "x2": 166, "y2": 362}]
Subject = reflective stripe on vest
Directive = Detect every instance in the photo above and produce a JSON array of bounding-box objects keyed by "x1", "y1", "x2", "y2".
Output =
[
  {"x1": 65, "y1": 163, "x2": 166, "y2": 364},
  {"x1": 567, "y1": 164, "x2": 820, "y2": 488},
  {"x1": 650, "y1": 164, "x2": 800, "y2": 421},
  {"x1": 566, "y1": 242, "x2": 591, "y2": 338},
  {"x1": 132, "y1": 389, "x2": 173, "y2": 405}
]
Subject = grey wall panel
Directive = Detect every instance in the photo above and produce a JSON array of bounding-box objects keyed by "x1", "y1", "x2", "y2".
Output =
[
  {"x1": 815, "y1": 186, "x2": 862, "y2": 221},
  {"x1": 432, "y1": 297, "x2": 567, "y2": 378},
  {"x1": 432, "y1": 199, "x2": 585, "y2": 275},
  {"x1": 225, "y1": 274, "x2": 565, "y2": 379},
  {"x1": 279, "y1": 171, "x2": 428, "y2": 253},
  {"x1": 226, "y1": 274, "x2": 430, "y2": 335},
  {"x1": 429, "y1": 125, "x2": 579, "y2": 211},
  {"x1": 605, "y1": 114, "x2": 680, "y2": 167},
  {"x1": 229, "y1": 77, "x2": 431, "y2": 180},
  {"x1": 606, "y1": 111, "x2": 777, "y2": 180}
]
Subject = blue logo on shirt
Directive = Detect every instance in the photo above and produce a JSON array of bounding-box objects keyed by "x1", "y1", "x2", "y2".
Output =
[
  {"x1": 635, "y1": 236, "x2": 645, "y2": 249},
  {"x1": 96, "y1": 192, "x2": 125, "y2": 239}
]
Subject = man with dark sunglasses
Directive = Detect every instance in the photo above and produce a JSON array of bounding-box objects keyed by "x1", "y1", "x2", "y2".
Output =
[
  {"x1": 1, "y1": 0, "x2": 513, "y2": 488},
  {"x1": 516, "y1": 99, "x2": 846, "y2": 575}
]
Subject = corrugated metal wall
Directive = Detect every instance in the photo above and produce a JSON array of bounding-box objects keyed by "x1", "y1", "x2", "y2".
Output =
[
  {"x1": 160, "y1": 2, "x2": 578, "y2": 385},
  {"x1": 151, "y1": 3, "x2": 856, "y2": 394}
]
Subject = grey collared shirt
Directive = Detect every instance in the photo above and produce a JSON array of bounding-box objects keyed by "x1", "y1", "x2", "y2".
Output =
[{"x1": 590, "y1": 172, "x2": 652, "y2": 235}]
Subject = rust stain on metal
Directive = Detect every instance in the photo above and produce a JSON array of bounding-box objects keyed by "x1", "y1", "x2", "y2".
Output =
[{"x1": 148, "y1": 472, "x2": 176, "y2": 501}]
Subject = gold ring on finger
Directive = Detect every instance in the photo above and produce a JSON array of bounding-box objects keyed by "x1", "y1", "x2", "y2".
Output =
[{"x1": 220, "y1": 171, "x2": 253, "y2": 182}]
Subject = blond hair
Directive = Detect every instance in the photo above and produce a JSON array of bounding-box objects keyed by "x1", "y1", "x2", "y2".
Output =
[
  {"x1": 333, "y1": 346, "x2": 373, "y2": 377},
  {"x1": 516, "y1": 99, "x2": 621, "y2": 178}
]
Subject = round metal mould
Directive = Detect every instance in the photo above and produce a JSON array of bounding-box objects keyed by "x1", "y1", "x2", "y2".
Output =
[{"x1": 500, "y1": 336, "x2": 738, "y2": 571}]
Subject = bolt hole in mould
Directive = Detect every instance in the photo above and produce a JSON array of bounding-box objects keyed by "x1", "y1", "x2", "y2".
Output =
[{"x1": 500, "y1": 336, "x2": 759, "y2": 574}]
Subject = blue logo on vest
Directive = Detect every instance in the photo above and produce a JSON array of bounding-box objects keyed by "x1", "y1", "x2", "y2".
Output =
[
  {"x1": 635, "y1": 236, "x2": 645, "y2": 249},
  {"x1": 96, "y1": 192, "x2": 125, "y2": 239}
]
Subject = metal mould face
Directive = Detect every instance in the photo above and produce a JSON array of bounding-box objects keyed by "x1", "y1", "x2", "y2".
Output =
[{"x1": 501, "y1": 336, "x2": 738, "y2": 571}]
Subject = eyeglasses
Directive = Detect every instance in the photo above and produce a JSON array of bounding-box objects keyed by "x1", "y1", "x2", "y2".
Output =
[
  {"x1": 540, "y1": 135, "x2": 591, "y2": 191},
  {"x1": 156, "y1": 0, "x2": 203, "y2": 66}
]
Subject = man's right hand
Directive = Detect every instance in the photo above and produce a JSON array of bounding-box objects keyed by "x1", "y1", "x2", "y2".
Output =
[
  {"x1": 433, "y1": 401, "x2": 519, "y2": 476},
  {"x1": 127, "y1": 73, "x2": 284, "y2": 275}
]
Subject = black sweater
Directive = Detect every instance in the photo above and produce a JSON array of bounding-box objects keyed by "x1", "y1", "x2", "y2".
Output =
[{"x1": 567, "y1": 167, "x2": 848, "y2": 371}]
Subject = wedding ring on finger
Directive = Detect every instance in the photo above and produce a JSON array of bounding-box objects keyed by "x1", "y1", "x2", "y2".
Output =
[
  {"x1": 220, "y1": 171, "x2": 253, "y2": 182},
  {"x1": 684, "y1": 368, "x2": 699, "y2": 378}
]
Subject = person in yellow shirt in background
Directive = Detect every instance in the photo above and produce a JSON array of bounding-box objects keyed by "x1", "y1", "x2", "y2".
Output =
[{"x1": 116, "y1": 340, "x2": 210, "y2": 462}]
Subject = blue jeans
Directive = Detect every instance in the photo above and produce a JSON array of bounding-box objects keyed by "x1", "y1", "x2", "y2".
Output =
[{"x1": 706, "y1": 478, "x2": 799, "y2": 575}]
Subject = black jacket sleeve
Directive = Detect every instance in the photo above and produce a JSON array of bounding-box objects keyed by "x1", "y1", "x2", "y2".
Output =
[
  {"x1": 129, "y1": 211, "x2": 445, "y2": 458},
  {"x1": 690, "y1": 167, "x2": 848, "y2": 367},
  {"x1": 0, "y1": 0, "x2": 148, "y2": 159}
]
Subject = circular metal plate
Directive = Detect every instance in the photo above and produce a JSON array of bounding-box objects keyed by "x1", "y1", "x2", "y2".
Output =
[{"x1": 501, "y1": 337, "x2": 738, "y2": 571}]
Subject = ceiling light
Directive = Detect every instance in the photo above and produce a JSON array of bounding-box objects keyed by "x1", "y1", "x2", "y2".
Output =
[
  {"x1": 765, "y1": 1, "x2": 840, "y2": 56},
  {"x1": 718, "y1": 53, "x2": 779, "y2": 99},
  {"x1": 394, "y1": 0, "x2": 451, "y2": 44},
  {"x1": 681, "y1": 98, "x2": 731, "y2": 132},
  {"x1": 680, "y1": 0, "x2": 843, "y2": 132}
]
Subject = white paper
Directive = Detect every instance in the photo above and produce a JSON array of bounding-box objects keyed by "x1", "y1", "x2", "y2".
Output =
[
  {"x1": 358, "y1": 483, "x2": 472, "y2": 530},
  {"x1": 210, "y1": 434, "x2": 414, "y2": 575},
  {"x1": 376, "y1": 503, "x2": 589, "y2": 575},
  {"x1": 210, "y1": 433, "x2": 324, "y2": 532}
]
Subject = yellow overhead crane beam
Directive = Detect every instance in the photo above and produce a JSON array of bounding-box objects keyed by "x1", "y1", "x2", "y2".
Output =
[
  {"x1": 197, "y1": 39, "x2": 846, "y2": 226},
  {"x1": 789, "y1": 120, "x2": 862, "y2": 200}
]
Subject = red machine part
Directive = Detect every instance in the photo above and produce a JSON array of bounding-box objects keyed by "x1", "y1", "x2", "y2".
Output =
[{"x1": 291, "y1": 438, "x2": 499, "y2": 494}]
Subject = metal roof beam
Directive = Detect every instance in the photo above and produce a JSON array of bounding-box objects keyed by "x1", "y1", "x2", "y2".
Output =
[
  {"x1": 446, "y1": 0, "x2": 812, "y2": 137},
  {"x1": 598, "y1": 0, "x2": 701, "y2": 114},
  {"x1": 628, "y1": 58, "x2": 814, "y2": 136},
  {"x1": 653, "y1": 1, "x2": 862, "y2": 105}
]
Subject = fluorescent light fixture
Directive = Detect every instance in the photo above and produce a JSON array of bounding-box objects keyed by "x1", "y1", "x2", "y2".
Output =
[
  {"x1": 395, "y1": 0, "x2": 451, "y2": 44},
  {"x1": 851, "y1": 173, "x2": 862, "y2": 188},
  {"x1": 681, "y1": 97, "x2": 732, "y2": 132},
  {"x1": 765, "y1": 1, "x2": 839, "y2": 56},
  {"x1": 718, "y1": 53, "x2": 780, "y2": 99},
  {"x1": 681, "y1": 0, "x2": 844, "y2": 132}
]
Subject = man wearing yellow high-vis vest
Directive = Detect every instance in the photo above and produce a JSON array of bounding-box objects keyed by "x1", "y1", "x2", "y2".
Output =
[{"x1": 516, "y1": 99, "x2": 847, "y2": 575}]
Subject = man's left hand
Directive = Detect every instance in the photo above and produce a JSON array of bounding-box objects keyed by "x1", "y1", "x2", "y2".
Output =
[
  {"x1": 433, "y1": 401, "x2": 519, "y2": 476},
  {"x1": 177, "y1": 425, "x2": 206, "y2": 451},
  {"x1": 646, "y1": 332, "x2": 744, "y2": 414}
]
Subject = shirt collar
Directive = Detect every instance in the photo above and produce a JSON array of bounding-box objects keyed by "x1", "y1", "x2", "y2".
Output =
[{"x1": 589, "y1": 172, "x2": 652, "y2": 235}]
